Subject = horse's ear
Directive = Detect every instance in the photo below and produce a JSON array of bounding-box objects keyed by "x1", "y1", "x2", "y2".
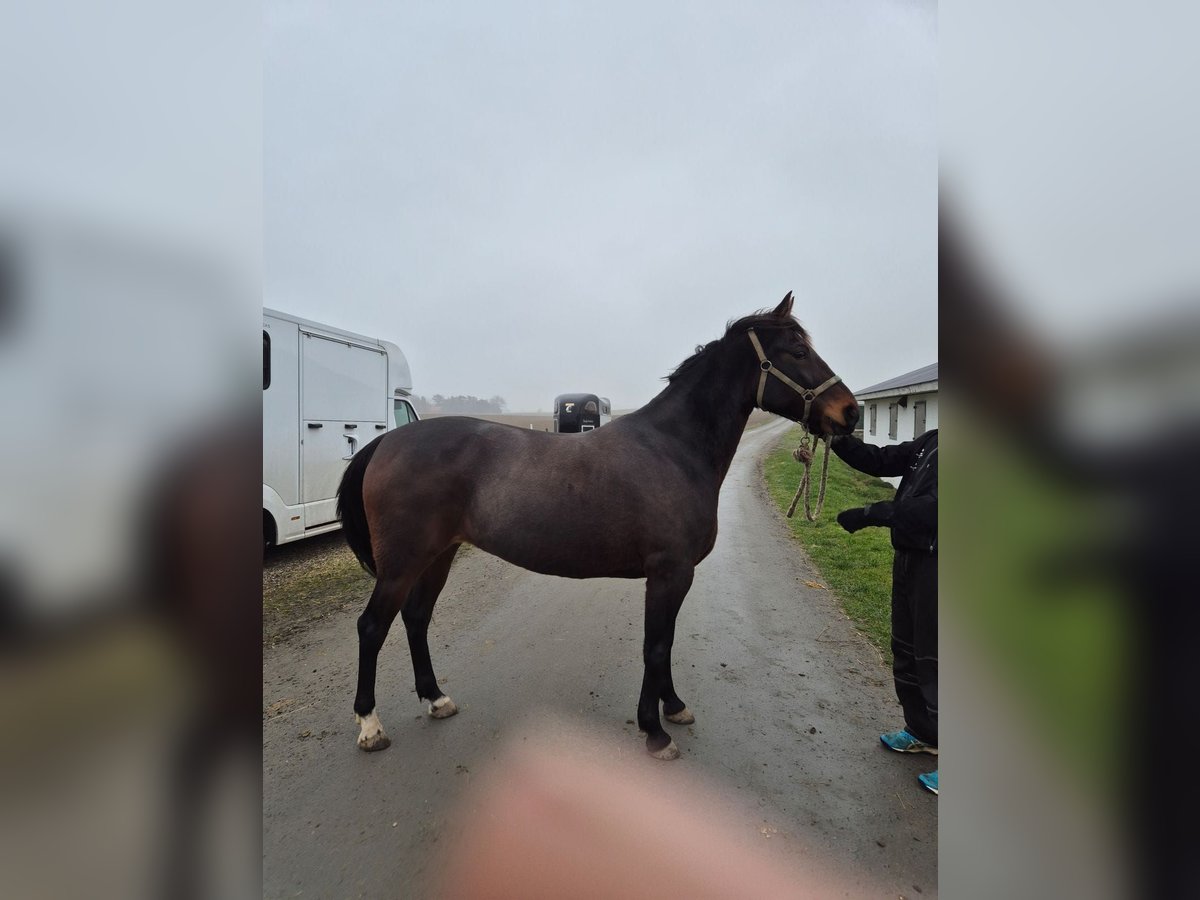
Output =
[{"x1": 773, "y1": 291, "x2": 795, "y2": 319}]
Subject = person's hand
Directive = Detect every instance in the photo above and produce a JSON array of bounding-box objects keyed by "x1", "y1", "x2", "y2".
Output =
[
  {"x1": 838, "y1": 502, "x2": 895, "y2": 532},
  {"x1": 836, "y1": 505, "x2": 873, "y2": 533}
]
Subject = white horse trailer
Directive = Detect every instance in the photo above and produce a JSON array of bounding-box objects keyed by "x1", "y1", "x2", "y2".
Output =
[{"x1": 263, "y1": 308, "x2": 417, "y2": 546}]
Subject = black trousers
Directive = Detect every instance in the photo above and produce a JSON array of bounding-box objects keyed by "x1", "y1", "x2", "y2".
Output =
[{"x1": 891, "y1": 549, "x2": 938, "y2": 745}]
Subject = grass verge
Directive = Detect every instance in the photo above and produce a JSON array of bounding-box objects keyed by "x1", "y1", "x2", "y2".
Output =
[
  {"x1": 762, "y1": 426, "x2": 897, "y2": 663},
  {"x1": 263, "y1": 537, "x2": 374, "y2": 646},
  {"x1": 263, "y1": 535, "x2": 476, "y2": 646}
]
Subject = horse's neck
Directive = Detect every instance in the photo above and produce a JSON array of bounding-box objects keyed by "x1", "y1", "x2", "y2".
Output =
[{"x1": 638, "y1": 352, "x2": 755, "y2": 483}]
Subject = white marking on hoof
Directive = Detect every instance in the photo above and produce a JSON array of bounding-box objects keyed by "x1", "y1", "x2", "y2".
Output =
[
  {"x1": 355, "y1": 710, "x2": 390, "y2": 751},
  {"x1": 649, "y1": 739, "x2": 680, "y2": 761},
  {"x1": 664, "y1": 707, "x2": 695, "y2": 725},
  {"x1": 427, "y1": 695, "x2": 458, "y2": 719}
]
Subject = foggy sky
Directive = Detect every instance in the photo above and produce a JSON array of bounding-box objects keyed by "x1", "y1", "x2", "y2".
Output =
[{"x1": 265, "y1": 1, "x2": 936, "y2": 411}]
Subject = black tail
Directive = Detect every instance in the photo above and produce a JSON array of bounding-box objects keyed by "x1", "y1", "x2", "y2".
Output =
[{"x1": 337, "y1": 434, "x2": 387, "y2": 577}]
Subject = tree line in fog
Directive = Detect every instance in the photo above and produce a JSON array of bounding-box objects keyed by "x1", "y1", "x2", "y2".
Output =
[{"x1": 410, "y1": 394, "x2": 508, "y2": 415}]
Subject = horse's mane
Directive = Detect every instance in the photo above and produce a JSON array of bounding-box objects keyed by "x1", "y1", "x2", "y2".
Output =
[{"x1": 667, "y1": 309, "x2": 810, "y2": 382}]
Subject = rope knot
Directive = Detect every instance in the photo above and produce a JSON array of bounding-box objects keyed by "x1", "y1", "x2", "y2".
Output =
[{"x1": 786, "y1": 430, "x2": 832, "y2": 521}]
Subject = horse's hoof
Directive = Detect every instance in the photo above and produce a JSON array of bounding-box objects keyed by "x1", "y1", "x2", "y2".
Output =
[
  {"x1": 356, "y1": 711, "x2": 390, "y2": 751},
  {"x1": 358, "y1": 732, "x2": 391, "y2": 752},
  {"x1": 664, "y1": 706, "x2": 695, "y2": 725},
  {"x1": 647, "y1": 738, "x2": 680, "y2": 761},
  {"x1": 428, "y1": 696, "x2": 458, "y2": 719}
]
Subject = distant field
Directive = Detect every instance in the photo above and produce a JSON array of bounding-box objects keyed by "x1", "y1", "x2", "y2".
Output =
[
  {"x1": 422, "y1": 412, "x2": 557, "y2": 431},
  {"x1": 421, "y1": 409, "x2": 783, "y2": 432}
]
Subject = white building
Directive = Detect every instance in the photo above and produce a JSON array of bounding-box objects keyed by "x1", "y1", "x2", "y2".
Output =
[{"x1": 855, "y1": 363, "x2": 938, "y2": 483}]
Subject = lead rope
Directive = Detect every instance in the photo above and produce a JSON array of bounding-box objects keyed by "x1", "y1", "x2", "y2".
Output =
[{"x1": 786, "y1": 428, "x2": 832, "y2": 521}]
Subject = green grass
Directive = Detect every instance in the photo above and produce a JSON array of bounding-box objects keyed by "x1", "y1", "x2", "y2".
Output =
[{"x1": 762, "y1": 426, "x2": 898, "y2": 663}]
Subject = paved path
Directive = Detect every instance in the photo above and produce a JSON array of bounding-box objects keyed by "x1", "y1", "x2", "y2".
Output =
[{"x1": 264, "y1": 419, "x2": 937, "y2": 897}]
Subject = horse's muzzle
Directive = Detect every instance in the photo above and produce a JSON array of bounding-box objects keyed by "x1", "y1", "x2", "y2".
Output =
[{"x1": 820, "y1": 402, "x2": 859, "y2": 436}]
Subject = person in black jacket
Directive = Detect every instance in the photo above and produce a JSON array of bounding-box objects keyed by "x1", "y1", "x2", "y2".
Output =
[{"x1": 832, "y1": 428, "x2": 938, "y2": 794}]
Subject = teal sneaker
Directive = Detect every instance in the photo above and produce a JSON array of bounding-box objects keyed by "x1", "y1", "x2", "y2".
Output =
[
  {"x1": 918, "y1": 770, "x2": 939, "y2": 795},
  {"x1": 880, "y1": 729, "x2": 938, "y2": 755}
]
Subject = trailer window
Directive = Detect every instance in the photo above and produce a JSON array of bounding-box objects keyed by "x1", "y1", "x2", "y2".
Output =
[
  {"x1": 393, "y1": 399, "x2": 417, "y2": 427},
  {"x1": 263, "y1": 331, "x2": 270, "y2": 390}
]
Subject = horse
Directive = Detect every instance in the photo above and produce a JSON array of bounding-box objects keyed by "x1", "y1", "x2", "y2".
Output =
[{"x1": 337, "y1": 292, "x2": 859, "y2": 759}]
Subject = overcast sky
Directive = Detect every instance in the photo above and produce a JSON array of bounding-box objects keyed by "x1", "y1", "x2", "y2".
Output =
[{"x1": 265, "y1": 1, "x2": 935, "y2": 411}]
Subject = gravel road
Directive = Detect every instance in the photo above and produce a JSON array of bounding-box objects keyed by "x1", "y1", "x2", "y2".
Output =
[{"x1": 263, "y1": 418, "x2": 937, "y2": 897}]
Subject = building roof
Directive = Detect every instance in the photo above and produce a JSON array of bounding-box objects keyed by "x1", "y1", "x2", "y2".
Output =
[{"x1": 857, "y1": 363, "x2": 938, "y2": 397}]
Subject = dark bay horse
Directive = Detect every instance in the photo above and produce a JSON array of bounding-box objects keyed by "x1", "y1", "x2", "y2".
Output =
[{"x1": 337, "y1": 293, "x2": 859, "y2": 759}]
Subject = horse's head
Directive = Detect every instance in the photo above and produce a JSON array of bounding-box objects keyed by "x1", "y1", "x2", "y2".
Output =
[{"x1": 745, "y1": 293, "x2": 859, "y2": 436}]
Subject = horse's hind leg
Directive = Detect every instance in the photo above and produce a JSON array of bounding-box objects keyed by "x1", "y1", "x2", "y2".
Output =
[
  {"x1": 353, "y1": 573, "x2": 415, "y2": 751},
  {"x1": 637, "y1": 564, "x2": 695, "y2": 760},
  {"x1": 353, "y1": 545, "x2": 460, "y2": 751},
  {"x1": 400, "y1": 543, "x2": 461, "y2": 719}
]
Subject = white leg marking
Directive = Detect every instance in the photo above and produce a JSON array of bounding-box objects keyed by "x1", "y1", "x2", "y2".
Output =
[
  {"x1": 427, "y1": 695, "x2": 458, "y2": 719},
  {"x1": 649, "y1": 739, "x2": 680, "y2": 761},
  {"x1": 356, "y1": 710, "x2": 390, "y2": 751},
  {"x1": 664, "y1": 706, "x2": 695, "y2": 725}
]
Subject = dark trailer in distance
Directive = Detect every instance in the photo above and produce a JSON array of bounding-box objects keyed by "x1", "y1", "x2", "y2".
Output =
[{"x1": 553, "y1": 394, "x2": 612, "y2": 433}]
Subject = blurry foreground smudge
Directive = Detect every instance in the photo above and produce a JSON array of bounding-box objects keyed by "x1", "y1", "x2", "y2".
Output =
[
  {"x1": 435, "y1": 718, "x2": 872, "y2": 899},
  {"x1": 0, "y1": 216, "x2": 261, "y2": 899},
  {"x1": 144, "y1": 426, "x2": 262, "y2": 900},
  {"x1": 941, "y1": 212, "x2": 1199, "y2": 898}
]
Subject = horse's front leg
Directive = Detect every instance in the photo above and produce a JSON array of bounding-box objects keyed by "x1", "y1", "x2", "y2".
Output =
[
  {"x1": 660, "y1": 646, "x2": 696, "y2": 725},
  {"x1": 638, "y1": 564, "x2": 694, "y2": 760}
]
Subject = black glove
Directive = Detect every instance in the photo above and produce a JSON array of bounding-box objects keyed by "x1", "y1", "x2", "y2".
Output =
[
  {"x1": 836, "y1": 505, "x2": 873, "y2": 533},
  {"x1": 837, "y1": 501, "x2": 896, "y2": 533}
]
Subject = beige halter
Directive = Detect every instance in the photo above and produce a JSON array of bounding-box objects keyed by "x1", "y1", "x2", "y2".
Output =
[
  {"x1": 746, "y1": 329, "x2": 842, "y2": 421},
  {"x1": 747, "y1": 329, "x2": 841, "y2": 522}
]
